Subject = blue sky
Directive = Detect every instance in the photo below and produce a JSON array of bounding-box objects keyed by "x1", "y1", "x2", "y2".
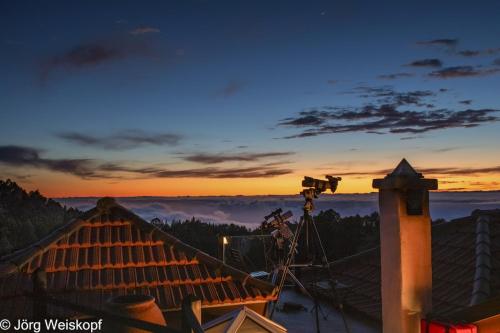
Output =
[{"x1": 1, "y1": 0, "x2": 500, "y2": 196}]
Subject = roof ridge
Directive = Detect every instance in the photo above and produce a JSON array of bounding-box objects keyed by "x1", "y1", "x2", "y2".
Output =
[{"x1": 469, "y1": 215, "x2": 491, "y2": 306}]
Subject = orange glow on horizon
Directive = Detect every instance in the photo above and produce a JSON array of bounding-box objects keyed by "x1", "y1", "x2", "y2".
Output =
[{"x1": 12, "y1": 170, "x2": 500, "y2": 198}]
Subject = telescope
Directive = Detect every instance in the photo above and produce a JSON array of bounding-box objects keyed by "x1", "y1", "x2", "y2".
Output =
[
  {"x1": 261, "y1": 209, "x2": 293, "y2": 230},
  {"x1": 261, "y1": 209, "x2": 294, "y2": 241},
  {"x1": 301, "y1": 175, "x2": 341, "y2": 194},
  {"x1": 300, "y1": 175, "x2": 342, "y2": 211},
  {"x1": 264, "y1": 208, "x2": 283, "y2": 221}
]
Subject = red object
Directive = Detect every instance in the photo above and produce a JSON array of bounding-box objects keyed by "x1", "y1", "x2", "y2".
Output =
[{"x1": 421, "y1": 320, "x2": 477, "y2": 333}]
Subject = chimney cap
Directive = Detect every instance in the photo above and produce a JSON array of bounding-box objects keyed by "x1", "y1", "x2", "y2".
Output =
[
  {"x1": 389, "y1": 158, "x2": 422, "y2": 178},
  {"x1": 372, "y1": 158, "x2": 438, "y2": 190}
]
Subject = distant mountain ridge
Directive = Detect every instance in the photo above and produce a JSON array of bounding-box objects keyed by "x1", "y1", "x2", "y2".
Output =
[{"x1": 0, "y1": 179, "x2": 81, "y2": 255}]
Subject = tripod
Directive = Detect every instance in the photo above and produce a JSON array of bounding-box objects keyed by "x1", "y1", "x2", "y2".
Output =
[{"x1": 268, "y1": 187, "x2": 351, "y2": 333}]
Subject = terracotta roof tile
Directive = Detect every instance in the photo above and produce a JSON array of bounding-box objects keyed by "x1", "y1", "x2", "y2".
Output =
[{"x1": 0, "y1": 198, "x2": 276, "y2": 319}]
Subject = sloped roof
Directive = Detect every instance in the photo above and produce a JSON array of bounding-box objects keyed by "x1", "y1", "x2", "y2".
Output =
[
  {"x1": 0, "y1": 198, "x2": 277, "y2": 319},
  {"x1": 328, "y1": 209, "x2": 500, "y2": 321},
  {"x1": 202, "y1": 306, "x2": 287, "y2": 333}
]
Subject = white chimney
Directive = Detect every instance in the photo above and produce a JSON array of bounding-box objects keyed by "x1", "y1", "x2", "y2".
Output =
[{"x1": 373, "y1": 159, "x2": 438, "y2": 333}]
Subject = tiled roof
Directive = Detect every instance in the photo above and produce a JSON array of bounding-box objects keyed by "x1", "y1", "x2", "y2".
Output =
[
  {"x1": 329, "y1": 209, "x2": 500, "y2": 322},
  {"x1": 0, "y1": 198, "x2": 277, "y2": 319}
]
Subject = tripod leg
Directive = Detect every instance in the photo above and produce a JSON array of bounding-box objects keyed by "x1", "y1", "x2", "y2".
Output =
[
  {"x1": 287, "y1": 271, "x2": 312, "y2": 298},
  {"x1": 316, "y1": 302, "x2": 329, "y2": 320},
  {"x1": 307, "y1": 213, "x2": 329, "y2": 265},
  {"x1": 308, "y1": 214, "x2": 352, "y2": 333},
  {"x1": 269, "y1": 216, "x2": 305, "y2": 319},
  {"x1": 314, "y1": 296, "x2": 320, "y2": 333}
]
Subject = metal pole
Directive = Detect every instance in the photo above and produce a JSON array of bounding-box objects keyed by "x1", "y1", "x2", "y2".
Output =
[
  {"x1": 222, "y1": 236, "x2": 227, "y2": 264},
  {"x1": 309, "y1": 213, "x2": 351, "y2": 333},
  {"x1": 314, "y1": 292, "x2": 320, "y2": 333},
  {"x1": 269, "y1": 216, "x2": 306, "y2": 319}
]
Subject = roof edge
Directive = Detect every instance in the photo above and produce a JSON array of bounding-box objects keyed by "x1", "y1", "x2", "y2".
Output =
[
  {"x1": 0, "y1": 216, "x2": 89, "y2": 275},
  {"x1": 469, "y1": 215, "x2": 491, "y2": 306},
  {"x1": 448, "y1": 294, "x2": 500, "y2": 323}
]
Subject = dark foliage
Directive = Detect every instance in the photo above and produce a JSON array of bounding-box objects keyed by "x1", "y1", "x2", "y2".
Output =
[
  {"x1": 157, "y1": 209, "x2": 380, "y2": 272},
  {"x1": 313, "y1": 210, "x2": 380, "y2": 259},
  {"x1": 0, "y1": 179, "x2": 81, "y2": 255},
  {"x1": 159, "y1": 218, "x2": 252, "y2": 258}
]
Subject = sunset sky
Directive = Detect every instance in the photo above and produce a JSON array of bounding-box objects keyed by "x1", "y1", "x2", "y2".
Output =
[{"x1": 1, "y1": 0, "x2": 500, "y2": 197}]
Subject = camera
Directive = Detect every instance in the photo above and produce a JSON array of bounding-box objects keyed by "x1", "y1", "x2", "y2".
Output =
[
  {"x1": 300, "y1": 175, "x2": 342, "y2": 212},
  {"x1": 301, "y1": 175, "x2": 342, "y2": 194}
]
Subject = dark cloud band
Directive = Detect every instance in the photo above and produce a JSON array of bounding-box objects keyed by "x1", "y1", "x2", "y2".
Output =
[
  {"x1": 278, "y1": 87, "x2": 498, "y2": 138},
  {"x1": 57, "y1": 130, "x2": 182, "y2": 150},
  {"x1": 40, "y1": 38, "x2": 158, "y2": 81},
  {"x1": 326, "y1": 165, "x2": 500, "y2": 177},
  {"x1": 182, "y1": 152, "x2": 294, "y2": 164},
  {"x1": 0, "y1": 146, "x2": 292, "y2": 180},
  {"x1": 0, "y1": 145, "x2": 104, "y2": 179},
  {"x1": 407, "y1": 59, "x2": 442, "y2": 68},
  {"x1": 378, "y1": 73, "x2": 414, "y2": 80},
  {"x1": 428, "y1": 66, "x2": 500, "y2": 79},
  {"x1": 417, "y1": 39, "x2": 458, "y2": 47}
]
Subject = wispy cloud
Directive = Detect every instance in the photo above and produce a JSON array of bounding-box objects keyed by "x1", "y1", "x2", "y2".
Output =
[
  {"x1": 40, "y1": 39, "x2": 157, "y2": 81},
  {"x1": 182, "y1": 151, "x2": 294, "y2": 164},
  {"x1": 148, "y1": 166, "x2": 291, "y2": 178},
  {"x1": 278, "y1": 86, "x2": 498, "y2": 138},
  {"x1": 400, "y1": 135, "x2": 424, "y2": 140},
  {"x1": 417, "y1": 38, "x2": 458, "y2": 48},
  {"x1": 88, "y1": 162, "x2": 293, "y2": 179},
  {"x1": 0, "y1": 145, "x2": 106, "y2": 179},
  {"x1": 432, "y1": 147, "x2": 459, "y2": 153},
  {"x1": 57, "y1": 130, "x2": 182, "y2": 150},
  {"x1": 457, "y1": 48, "x2": 500, "y2": 57},
  {"x1": 346, "y1": 86, "x2": 436, "y2": 107},
  {"x1": 0, "y1": 145, "x2": 292, "y2": 180},
  {"x1": 328, "y1": 165, "x2": 500, "y2": 177},
  {"x1": 129, "y1": 26, "x2": 160, "y2": 35},
  {"x1": 378, "y1": 73, "x2": 414, "y2": 80},
  {"x1": 279, "y1": 107, "x2": 498, "y2": 138},
  {"x1": 468, "y1": 181, "x2": 500, "y2": 187},
  {"x1": 407, "y1": 58, "x2": 442, "y2": 68},
  {"x1": 217, "y1": 80, "x2": 246, "y2": 97},
  {"x1": 428, "y1": 66, "x2": 500, "y2": 79}
]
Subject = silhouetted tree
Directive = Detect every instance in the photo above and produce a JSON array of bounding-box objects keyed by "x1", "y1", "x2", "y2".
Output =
[{"x1": 0, "y1": 179, "x2": 81, "y2": 255}]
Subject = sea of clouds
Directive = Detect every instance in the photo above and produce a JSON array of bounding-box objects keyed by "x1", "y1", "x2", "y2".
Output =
[{"x1": 56, "y1": 191, "x2": 500, "y2": 229}]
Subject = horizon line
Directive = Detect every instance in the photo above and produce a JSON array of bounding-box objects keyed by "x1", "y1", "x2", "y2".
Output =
[{"x1": 52, "y1": 189, "x2": 500, "y2": 199}]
